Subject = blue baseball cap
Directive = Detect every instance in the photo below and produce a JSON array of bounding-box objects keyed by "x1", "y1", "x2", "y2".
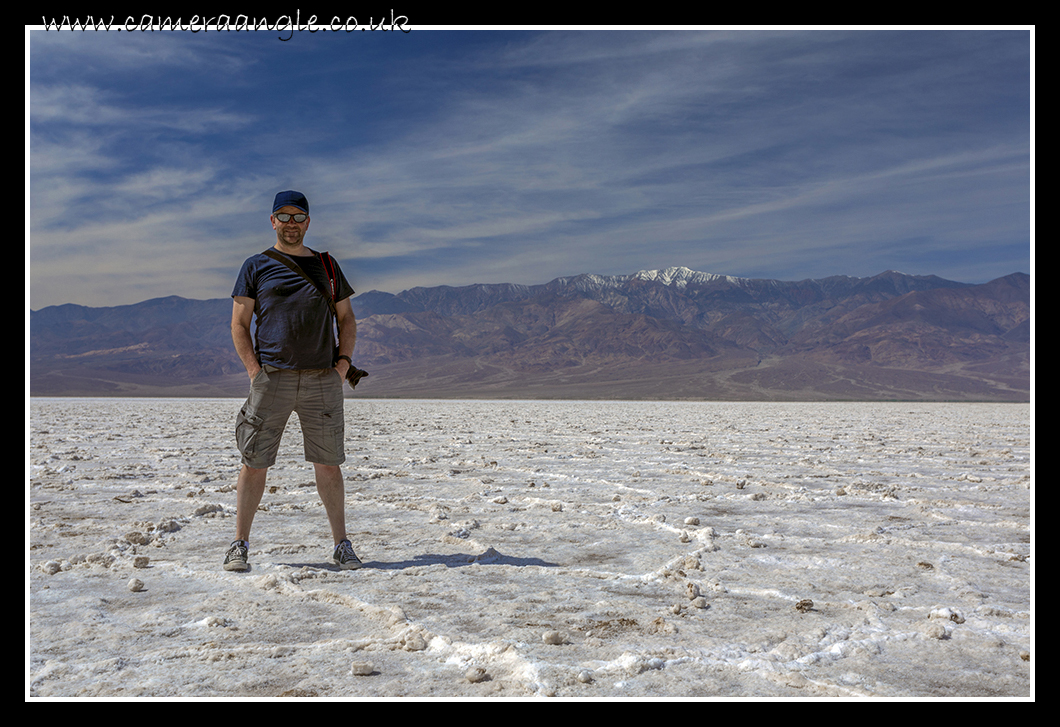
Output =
[{"x1": 273, "y1": 190, "x2": 309, "y2": 214}]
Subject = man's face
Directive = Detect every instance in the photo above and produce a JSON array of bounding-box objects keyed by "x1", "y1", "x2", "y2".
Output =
[{"x1": 271, "y1": 205, "x2": 310, "y2": 248}]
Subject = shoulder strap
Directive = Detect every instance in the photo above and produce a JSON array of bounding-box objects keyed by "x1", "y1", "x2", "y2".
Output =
[
  {"x1": 261, "y1": 248, "x2": 337, "y2": 319},
  {"x1": 320, "y1": 250, "x2": 338, "y2": 300}
]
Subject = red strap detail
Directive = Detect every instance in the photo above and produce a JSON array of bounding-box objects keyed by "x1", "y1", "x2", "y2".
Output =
[{"x1": 319, "y1": 252, "x2": 337, "y2": 299}]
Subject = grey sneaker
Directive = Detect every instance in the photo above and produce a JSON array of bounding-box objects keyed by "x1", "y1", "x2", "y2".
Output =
[
  {"x1": 223, "y1": 539, "x2": 250, "y2": 571},
  {"x1": 332, "y1": 539, "x2": 362, "y2": 570}
]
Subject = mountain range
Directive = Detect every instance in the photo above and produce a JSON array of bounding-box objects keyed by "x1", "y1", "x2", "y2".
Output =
[{"x1": 29, "y1": 267, "x2": 1031, "y2": 401}]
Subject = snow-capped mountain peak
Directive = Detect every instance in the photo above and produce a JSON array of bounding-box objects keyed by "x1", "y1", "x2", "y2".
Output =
[
  {"x1": 550, "y1": 266, "x2": 742, "y2": 294},
  {"x1": 630, "y1": 266, "x2": 742, "y2": 289}
]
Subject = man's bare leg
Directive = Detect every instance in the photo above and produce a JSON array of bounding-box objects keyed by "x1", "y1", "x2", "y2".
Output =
[
  {"x1": 235, "y1": 464, "x2": 268, "y2": 542},
  {"x1": 314, "y1": 463, "x2": 347, "y2": 545}
]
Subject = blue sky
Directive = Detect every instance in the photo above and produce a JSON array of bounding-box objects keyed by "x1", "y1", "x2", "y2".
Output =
[{"x1": 28, "y1": 27, "x2": 1032, "y2": 309}]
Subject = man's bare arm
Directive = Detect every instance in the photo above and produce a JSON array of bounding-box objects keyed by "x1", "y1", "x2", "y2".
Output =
[
  {"x1": 333, "y1": 297, "x2": 357, "y2": 379},
  {"x1": 231, "y1": 296, "x2": 261, "y2": 380}
]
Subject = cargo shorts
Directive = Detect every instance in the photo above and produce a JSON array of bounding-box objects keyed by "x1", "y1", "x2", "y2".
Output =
[{"x1": 235, "y1": 365, "x2": 346, "y2": 469}]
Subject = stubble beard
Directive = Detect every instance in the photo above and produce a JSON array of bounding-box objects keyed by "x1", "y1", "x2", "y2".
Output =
[{"x1": 276, "y1": 227, "x2": 306, "y2": 252}]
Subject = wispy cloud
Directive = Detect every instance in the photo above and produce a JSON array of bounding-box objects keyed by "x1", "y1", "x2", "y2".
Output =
[{"x1": 29, "y1": 28, "x2": 1030, "y2": 308}]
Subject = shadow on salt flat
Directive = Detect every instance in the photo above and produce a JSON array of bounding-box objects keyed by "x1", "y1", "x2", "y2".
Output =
[
  {"x1": 374, "y1": 549, "x2": 559, "y2": 570},
  {"x1": 278, "y1": 547, "x2": 558, "y2": 571}
]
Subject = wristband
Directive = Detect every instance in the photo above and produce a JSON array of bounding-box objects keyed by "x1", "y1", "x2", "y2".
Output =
[{"x1": 336, "y1": 355, "x2": 353, "y2": 367}]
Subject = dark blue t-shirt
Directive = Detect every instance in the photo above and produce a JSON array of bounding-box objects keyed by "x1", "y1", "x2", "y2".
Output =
[{"x1": 232, "y1": 249, "x2": 355, "y2": 370}]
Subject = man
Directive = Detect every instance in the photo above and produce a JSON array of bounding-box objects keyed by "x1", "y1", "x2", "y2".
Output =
[{"x1": 225, "y1": 190, "x2": 362, "y2": 572}]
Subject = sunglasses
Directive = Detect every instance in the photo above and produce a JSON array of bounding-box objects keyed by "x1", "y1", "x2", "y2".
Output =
[{"x1": 274, "y1": 213, "x2": 308, "y2": 223}]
